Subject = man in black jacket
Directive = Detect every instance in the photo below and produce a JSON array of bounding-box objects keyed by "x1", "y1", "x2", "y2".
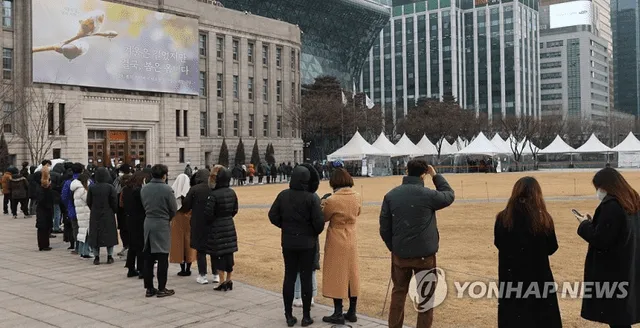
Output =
[{"x1": 379, "y1": 159, "x2": 454, "y2": 328}]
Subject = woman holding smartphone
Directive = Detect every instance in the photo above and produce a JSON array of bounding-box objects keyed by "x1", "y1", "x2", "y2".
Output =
[{"x1": 576, "y1": 168, "x2": 640, "y2": 328}]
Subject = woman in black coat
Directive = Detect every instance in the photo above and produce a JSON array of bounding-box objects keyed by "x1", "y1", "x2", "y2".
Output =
[
  {"x1": 204, "y1": 167, "x2": 238, "y2": 291},
  {"x1": 494, "y1": 177, "x2": 561, "y2": 328},
  {"x1": 87, "y1": 167, "x2": 119, "y2": 265},
  {"x1": 35, "y1": 167, "x2": 54, "y2": 251},
  {"x1": 182, "y1": 168, "x2": 216, "y2": 284},
  {"x1": 577, "y1": 168, "x2": 640, "y2": 328},
  {"x1": 122, "y1": 170, "x2": 150, "y2": 278}
]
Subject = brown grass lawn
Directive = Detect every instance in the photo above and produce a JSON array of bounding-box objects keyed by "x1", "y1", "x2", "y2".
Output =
[{"x1": 230, "y1": 170, "x2": 640, "y2": 328}]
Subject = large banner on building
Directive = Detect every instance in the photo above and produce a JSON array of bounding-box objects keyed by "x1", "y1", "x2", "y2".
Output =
[
  {"x1": 549, "y1": 1, "x2": 592, "y2": 29},
  {"x1": 32, "y1": 0, "x2": 199, "y2": 95}
]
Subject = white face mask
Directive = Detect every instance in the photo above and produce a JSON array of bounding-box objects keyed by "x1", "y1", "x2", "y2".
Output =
[{"x1": 596, "y1": 189, "x2": 607, "y2": 201}]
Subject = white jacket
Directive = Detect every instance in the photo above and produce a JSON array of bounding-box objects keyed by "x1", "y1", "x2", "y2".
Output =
[{"x1": 71, "y1": 179, "x2": 91, "y2": 243}]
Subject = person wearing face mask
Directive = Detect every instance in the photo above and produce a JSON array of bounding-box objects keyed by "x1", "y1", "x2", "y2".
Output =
[{"x1": 576, "y1": 168, "x2": 640, "y2": 328}]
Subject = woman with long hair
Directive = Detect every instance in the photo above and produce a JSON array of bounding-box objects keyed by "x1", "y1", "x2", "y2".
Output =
[
  {"x1": 122, "y1": 170, "x2": 150, "y2": 278},
  {"x1": 35, "y1": 167, "x2": 54, "y2": 251},
  {"x1": 72, "y1": 174, "x2": 92, "y2": 258},
  {"x1": 494, "y1": 176, "x2": 561, "y2": 328},
  {"x1": 577, "y1": 168, "x2": 640, "y2": 328},
  {"x1": 170, "y1": 173, "x2": 197, "y2": 276}
]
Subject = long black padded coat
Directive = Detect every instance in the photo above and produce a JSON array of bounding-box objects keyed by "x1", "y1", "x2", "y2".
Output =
[
  {"x1": 181, "y1": 169, "x2": 211, "y2": 251},
  {"x1": 203, "y1": 168, "x2": 239, "y2": 257},
  {"x1": 87, "y1": 168, "x2": 119, "y2": 248}
]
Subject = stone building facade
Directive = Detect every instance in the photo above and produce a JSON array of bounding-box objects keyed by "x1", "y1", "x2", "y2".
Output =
[{"x1": 2, "y1": 0, "x2": 302, "y2": 174}]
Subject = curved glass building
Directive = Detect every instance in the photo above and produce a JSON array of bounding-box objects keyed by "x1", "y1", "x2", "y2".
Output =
[{"x1": 219, "y1": 0, "x2": 391, "y2": 85}]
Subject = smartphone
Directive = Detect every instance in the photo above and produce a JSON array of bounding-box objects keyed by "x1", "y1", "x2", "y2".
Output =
[{"x1": 571, "y1": 209, "x2": 583, "y2": 219}]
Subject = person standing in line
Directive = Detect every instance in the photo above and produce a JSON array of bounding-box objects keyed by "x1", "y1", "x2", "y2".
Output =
[
  {"x1": 269, "y1": 163, "x2": 324, "y2": 327},
  {"x1": 2, "y1": 167, "x2": 13, "y2": 215},
  {"x1": 379, "y1": 159, "x2": 455, "y2": 328},
  {"x1": 265, "y1": 164, "x2": 271, "y2": 184},
  {"x1": 141, "y1": 164, "x2": 177, "y2": 298},
  {"x1": 20, "y1": 162, "x2": 29, "y2": 179},
  {"x1": 247, "y1": 164, "x2": 255, "y2": 185},
  {"x1": 35, "y1": 166, "x2": 54, "y2": 251},
  {"x1": 113, "y1": 164, "x2": 132, "y2": 257},
  {"x1": 72, "y1": 174, "x2": 93, "y2": 259},
  {"x1": 270, "y1": 163, "x2": 278, "y2": 184},
  {"x1": 183, "y1": 168, "x2": 219, "y2": 285},
  {"x1": 577, "y1": 168, "x2": 640, "y2": 328},
  {"x1": 321, "y1": 168, "x2": 361, "y2": 324},
  {"x1": 122, "y1": 170, "x2": 151, "y2": 279},
  {"x1": 28, "y1": 166, "x2": 38, "y2": 216},
  {"x1": 51, "y1": 163, "x2": 68, "y2": 241},
  {"x1": 61, "y1": 163, "x2": 84, "y2": 252},
  {"x1": 204, "y1": 167, "x2": 239, "y2": 292},
  {"x1": 10, "y1": 166, "x2": 30, "y2": 219},
  {"x1": 87, "y1": 167, "x2": 119, "y2": 265},
  {"x1": 170, "y1": 173, "x2": 197, "y2": 276},
  {"x1": 257, "y1": 163, "x2": 265, "y2": 184},
  {"x1": 494, "y1": 177, "x2": 561, "y2": 328}
]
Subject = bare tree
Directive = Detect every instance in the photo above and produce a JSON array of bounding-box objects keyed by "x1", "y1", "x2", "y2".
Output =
[
  {"x1": 501, "y1": 115, "x2": 539, "y2": 169},
  {"x1": 528, "y1": 116, "x2": 565, "y2": 162}
]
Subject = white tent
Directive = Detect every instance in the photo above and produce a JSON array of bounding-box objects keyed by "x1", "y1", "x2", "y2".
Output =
[
  {"x1": 416, "y1": 135, "x2": 438, "y2": 155},
  {"x1": 491, "y1": 134, "x2": 512, "y2": 154},
  {"x1": 454, "y1": 136, "x2": 468, "y2": 151},
  {"x1": 575, "y1": 134, "x2": 611, "y2": 153},
  {"x1": 519, "y1": 138, "x2": 540, "y2": 155},
  {"x1": 327, "y1": 131, "x2": 388, "y2": 161},
  {"x1": 439, "y1": 138, "x2": 458, "y2": 155},
  {"x1": 457, "y1": 132, "x2": 505, "y2": 156},
  {"x1": 539, "y1": 135, "x2": 575, "y2": 154},
  {"x1": 395, "y1": 133, "x2": 425, "y2": 157},
  {"x1": 614, "y1": 132, "x2": 640, "y2": 167},
  {"x1": 372, "y1": 132, "x2": 404, "y2": 157}
]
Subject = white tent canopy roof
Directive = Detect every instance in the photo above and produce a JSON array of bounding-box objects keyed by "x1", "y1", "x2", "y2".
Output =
[
  {"x1": 575, "y1": 134, "x2": 611, "y2": 153},
  {"x1": 439, "y1": 138, "x2": 459, "y2": 155},
  {"x1": 520, "y1": 138, "x2": 540, "y2": 154},
  {"x1": 539, "y1": 135, "x2": 576, "y2": 154},
  {"x1": 416, "y1": 135, "x2": 438, "y2": 155},
  {"x1": 490, "y1": 134, "x2": 512, "y2": 154},
  {"x1": 372, "y1": 132, "x2": 404, "y2": 156},
  {"x1": 327, "y1": 131, "x2": 388, "y2": 161},
  {"x1": 456, "y1": 132, "x2": 504, "y2": 156},
  {"x1": 395, "y1": 133, "x2": 425, "y2": 157},
  {"x1": 613, "y1": 132, "x2": 640, "y2": 152}
]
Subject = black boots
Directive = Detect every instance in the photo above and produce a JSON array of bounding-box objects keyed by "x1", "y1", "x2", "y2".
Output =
[
  {"x1": 107, "y1": 256, "x2": 114, "y2": 264},
  {"x1": 285, "y1": 314, "x2": 297, "y2": 327},
  {"x1": 345, "y1": 296, "x2": 358, "y2": 322},
  {"x1": 301, "y1": 316, "x2": 314, "y2": 327},
  {"x1": 177, "y1": 263, "x2": 192, "y2": 276},
  {"x1": 323, "y1": 297, "x2": 358, "y2": 324},
  {"x1": 93, "y1": 256, "x2": 100, "y2": 265}
]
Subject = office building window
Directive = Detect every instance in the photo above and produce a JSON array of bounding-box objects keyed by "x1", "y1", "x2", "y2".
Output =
[
  {"x1": 276, "y1": 47, "x2": 282, "y2": 67},
  {"x1": 2, "y1": 48, "x2": 11, "y2": 79},
  {"x1": 233, "y1": 75, "x2": 239, "y2": 99},
  {"x1": 2, "y1": 102, "x2": 11, "y2": 133},
  {"x1": 200, "y1": 111, "x2": 207, "y2": 136},
  {"x1": 290, "y1": 50, "x2": 295, "y2": 69},
  {"x1": 291, "y1": 82, "x2": 296, "y2": 102},
  {"x1": 199, "y1": 33, "x2": 207, "y2": 56},
  {"x1": 263, "y1": 79, "x2": 268, "y2": 101},
  {"x1": 233, "y1": 113, "x2": 239, "y2": 137},
  {"x1": 249, "y1": 114, "x2": 254, "y2": 137},
  {"x1": 216, "y1": 74, "x2": 223, "y2": 97},
  {"x1": 276, "y1": 81, "x2": 282, "y2": 102},
  {"x1": 216, "y1": 36, "x2": 223, "y2": 59},
  {"x1": 52, "y1": 149, "x2": 61, "y2": 160},
  {"x1": 2, "y1": 0, "x2": 11, "y2": 28},
  {"x1": 248, "y1": 42, "x2": 254, "y2": 63},
  {"x1": 58, "y1": 103, "x2": 65, "y2": 135},
  {"x1": 47, "y1": 103, "x2": 54, "y2": 135},
  {"x1": 263, "y1": 115, "x2": 269, "y2": 137},
  {"x1": 199, "y1": 71, "x2": 207, "y2": 96},
  {"x1": 262, "y1": 44, "x2": 268, "y2": 65},
  {"x1": 175, "y1": 110, "x2": 181, "y2": 136},
  {"x1": 217, "y1": 113, "x2": 223, "y2": 136},
  {"x1": 183, "y1": 110, "x2": 188, "y2": 137},
  {"x1": 232, "y1": 39, "x2": 239, "y2": 61},
  {"x1": 277, "y1": 116, "x2": 282, "y2": 137},
  {"x1": 248, "y1": 77, "x2": 254, "y2": 100},
  {"x1": 179, "y1": 148, "x2": 185, "y2": 163}
]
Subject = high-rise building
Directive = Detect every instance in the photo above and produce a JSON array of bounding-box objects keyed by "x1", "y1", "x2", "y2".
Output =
[
  {"x1": 360, "y1": 0, "x2": 540, "y2": 125},
  {"x1": 538, "y1": 1, "x2": 611, "y2": 121},
  {"x1": 217, "y1": 0, "x2": 391, "y2": 85},
  {"x1": 612, "y1": 0, "x2": 640, "y2": 116}
]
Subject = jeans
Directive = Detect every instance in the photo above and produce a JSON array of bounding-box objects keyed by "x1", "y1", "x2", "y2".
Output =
[
  {"x1": 93, "y1": 246, "x2": 114, "y2": 257},
  {"x1": 389, "y1": 254, "x2": 436, "y2": 328},
  {"x1": 78, "y1": 241, "x2": 91, "y2": 256},
  {"x1": 53, "y1": 204, "x2": 61, "y2": 231},
  {"x1": 197, "y1": 251, "x2": 216, "y2": 276},
  {"x1": 282, "y1": 247, "x2": 315, "y2": 317},
  {"x1": 29, "y1": 199, "x2": 37, "y2": 218},
  {"x1": 294, "y1": 270, "x2": 317, "y2": 299}
]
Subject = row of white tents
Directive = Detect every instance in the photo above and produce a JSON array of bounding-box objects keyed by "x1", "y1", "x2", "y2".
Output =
[{"x1": 328, "y1": 131, "x2": 640, "y2": 168}]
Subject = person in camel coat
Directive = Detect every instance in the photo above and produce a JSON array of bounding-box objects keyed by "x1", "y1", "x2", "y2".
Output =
[
  {"x1": 170, "y1": 173, "x2": 197, "y2": 276},
  {"x1": 320, "y1": 168, "x2": 361, "y2": 325}
]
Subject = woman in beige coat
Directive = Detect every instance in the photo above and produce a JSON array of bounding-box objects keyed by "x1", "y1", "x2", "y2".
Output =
[
  {"x1": 170, "y1": 173, "x2": 197, "y2": 276},
  {"x1": 321, "y1": 168, "x2": 361, "y2": 325}
]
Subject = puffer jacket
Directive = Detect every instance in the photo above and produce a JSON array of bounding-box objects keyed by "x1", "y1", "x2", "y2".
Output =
[
  {"x1": 50, "y1": 163, "x2": 66, "y2": 204},
  {"x1": 1, "y1": 172, "x2": 11, "y2": 195},
  {"x1": 71, "y1": 179, "x2": 91, "y2": 243},
  {"x1": 203, "y1": 168, "x2": 239, "y2": 256},
  {"x1": 183, "y1": 169, "x2": 211, "y2": 251},
  {"x1": 268, "y1": 164, "x2": 324, "y2": 249},
  {"x1": 9, "y1": 174, "x2": 28, "y2": 199}
]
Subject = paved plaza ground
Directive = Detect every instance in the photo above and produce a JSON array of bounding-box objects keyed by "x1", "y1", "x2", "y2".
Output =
[{"x1": 0, "y1": 213, "x2": 398, "y2": 328}]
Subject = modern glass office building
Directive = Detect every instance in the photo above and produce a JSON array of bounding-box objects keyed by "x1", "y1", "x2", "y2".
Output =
[
  {"x1": 218, "y1": 0, "x2": 391, "y2": 85},
  {"x1": 360, "y1": 0, "x2": 540, "y2": 124},
  {"x1": 612, "y1": 0, "x2": 640, "y2": 116}
]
